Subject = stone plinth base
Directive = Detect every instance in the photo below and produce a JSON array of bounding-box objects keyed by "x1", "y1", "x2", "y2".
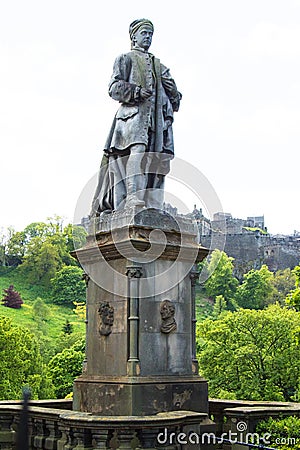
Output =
[
  {"x1": 73, "y1": 208, "x2": 210, "y2": 420},
  {"x1": 73, "y1": 375, "x2": 208, "y2": 416}
]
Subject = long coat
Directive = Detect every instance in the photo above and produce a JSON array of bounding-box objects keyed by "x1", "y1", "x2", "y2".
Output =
[{"x1": 104, "y1": 49, "x2": 181, "y2": 154}]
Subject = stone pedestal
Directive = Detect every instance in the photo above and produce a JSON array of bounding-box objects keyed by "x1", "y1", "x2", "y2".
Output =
[{"x1": 73, "y1": 208, "x2": 209, "y2": 417}]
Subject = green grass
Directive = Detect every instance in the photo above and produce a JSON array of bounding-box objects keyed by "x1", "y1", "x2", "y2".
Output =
[
  {"x1": 0, "y1": 267, "x2": 85, "y2": 341},
  {"x1": 242, "y1": 226, "x2": 268, "y2": 235},
  {"x1": 0, "y1": 266, "x2": 51, "y2": 301}
]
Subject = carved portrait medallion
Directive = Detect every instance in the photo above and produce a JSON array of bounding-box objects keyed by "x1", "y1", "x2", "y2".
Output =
[
  {"x1": 98, "y1": 302, "x2": 114, "y2": 336},
  {"x1": 160, "y1": 299, "x2": 177, "y2": 334}
]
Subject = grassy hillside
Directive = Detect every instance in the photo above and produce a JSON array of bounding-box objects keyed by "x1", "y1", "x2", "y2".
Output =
[
  {"x1": 194, "y1": 284, "x2": 214, "y2": 320},
  {"x1": 0, "y1": 267, "x2": 211, "y2": 341},
  {"x1": 0, "y1": 267, "x2": 85, "y2": 342}
]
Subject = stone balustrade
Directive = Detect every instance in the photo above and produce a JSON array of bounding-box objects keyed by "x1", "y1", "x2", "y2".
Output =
[
  {"x1": 0, "y1": 402, "x2": 213, "y2": 449},
  {"x1": 1, "y1": 398, "x2": 299, "y2": 449}
]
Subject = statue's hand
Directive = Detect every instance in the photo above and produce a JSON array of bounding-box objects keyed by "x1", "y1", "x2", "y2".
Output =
[
  {"x1": 164, "y1": 119, "x2": 172, "y2": 130},
  {"x1": 139, "y1": 87, "x2": 153, "y2": 100}
]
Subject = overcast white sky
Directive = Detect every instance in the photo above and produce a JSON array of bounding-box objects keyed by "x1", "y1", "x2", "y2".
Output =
[{"x1": 1, "y1": 0, "x2": 299, "y2": 235}]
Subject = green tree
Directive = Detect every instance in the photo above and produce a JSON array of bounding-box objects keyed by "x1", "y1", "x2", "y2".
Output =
[
  {"x1": 6, "y1": 230, "x2": 26, "y2": 266},
  {"x1": 204, "y1": 250, "x2": 239, "y2": 310},
  {"x1": 32, "y1": 297, "x2": 51, "y2": 320},
  {"x1": 236, "y1": 264, "x2": 275, "y2": 309},
  {"x1": 197, "y1": 305, "x2": 300, "y2": 401},
  {"x1": 5, "y1": 218, "x2": 85, "y2": 271},
  {"x1": 19, "y1": 230, "x2": 77, "y2": 287},
  {"x1": 0, "y1": 244, "x2": 4, "y2": 266},
  {"x1": 50, "y1": 266, "x2": 86, "y2": 307},
  {"x1": 0, "y1": 227, "x2": 13, "y2": 266},
  {"x1": 286, "y1": 265, "x2": 300, "y2": 311},
  {"x1": 32, "y1": 297, "x2": 51, "y2": 334},
  {"x1": 63, "y1": 224, "x2": 87, "y2": 253},
  {"x1": 48, "y1": 343, "x2": 84, "y2": 398},
  {"x1": 0, "y1": 316, "x2": 54, "y2": 399},
  {"x1": 7, "y1": 222, "x2": 52, "y2": 267},
  {"x1": 272, "y1": 268, "x2": 296, "y2": 304},
  {"x1": 8, "y1": 218, "x2": 79, "y2": 282},
  {"x1": 20, "y1": 237, "x2": 63, "y2": 286},
  {"x1": 212, "y1": 295, "x2": 228, "y2": 318},
  {"x1": 62, "y1": 319, "x2": 73, "y2": 335}
]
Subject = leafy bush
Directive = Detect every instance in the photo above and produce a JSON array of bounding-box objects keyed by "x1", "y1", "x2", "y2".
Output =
[
  {"x1": 50, "y1": 266, "x2": 86, "y2": 307},
  {"x1": 32, "y1": 297, "x2": 50, "y2": 320},
  {"x1": 53, "y1": 333, "x2": 85, "y2": 355},
  {"x1": 73, "y1": 301, "x2": 86, "y2": 321},
  {"x1": 48, "y1": 342, "x2": 84, "y2": 398},
  {"x1": 256, "y1": 416, "x2": 300, "y2": 449},
  {"x1": 0, "y1": 316, "x2": 54, "y2": 399}
]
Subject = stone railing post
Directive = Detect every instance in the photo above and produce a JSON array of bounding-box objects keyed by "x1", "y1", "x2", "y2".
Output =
[
  {"x1": 0, "y1": 411, "x2": 16, "y2": 449},
  {"x1": 57, "y1": 424, "x2": 76, "y2": 450},
  {"x1": 44, "y1": 418, "x2": 61, "y2": 449},
  {"x1": 73, "y1": 427, "x2": 93, "y2": 449},
  {"x1": 91, "y1": 429, "x2": 108, "y2": 448},
  {"x1": 32, "y1": 418, "x2": 46, "y2": 449},
  {"x1": 57, "y1": 423, "x2": 69, "y2": 450}
]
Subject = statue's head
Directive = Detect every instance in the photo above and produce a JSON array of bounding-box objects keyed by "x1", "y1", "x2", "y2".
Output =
[
  {"x1": 129, "y1": 19, "x2": 154, "y2": 51},
  {"x1": 98, "y1": 302, "x2": 114, "y2": 326},
  {"x1": 160, "y1": 299, "x2": 175, "y2": 320}
]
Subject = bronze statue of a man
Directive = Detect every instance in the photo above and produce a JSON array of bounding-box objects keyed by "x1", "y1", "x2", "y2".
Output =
[{"x1": 92, "y1": 19, "x2": 182, "y2": 215}]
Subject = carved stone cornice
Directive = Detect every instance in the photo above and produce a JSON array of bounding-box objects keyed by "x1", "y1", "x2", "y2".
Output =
[{"x1": 72, "y1": 226, "x2": 208, "y2": 265}]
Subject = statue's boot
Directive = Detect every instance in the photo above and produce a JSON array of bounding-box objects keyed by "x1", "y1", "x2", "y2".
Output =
[
  {"x1": 125, "y1": 147, "x2": 146, "y2": 208},
  {"x1": 125, "y1": 173, "x2": 146, "y2": 208},
  {"x1": 144, "y1": 174, "x2": 165, "y2": 209}
]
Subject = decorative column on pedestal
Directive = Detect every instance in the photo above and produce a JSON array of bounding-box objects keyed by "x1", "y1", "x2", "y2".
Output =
[
  {"x1": 126, "y1": 265, "x2": 143, "y2": 376},
  {"x1": 190, "y1": 265, "x2": 200, "y2": 374}
]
